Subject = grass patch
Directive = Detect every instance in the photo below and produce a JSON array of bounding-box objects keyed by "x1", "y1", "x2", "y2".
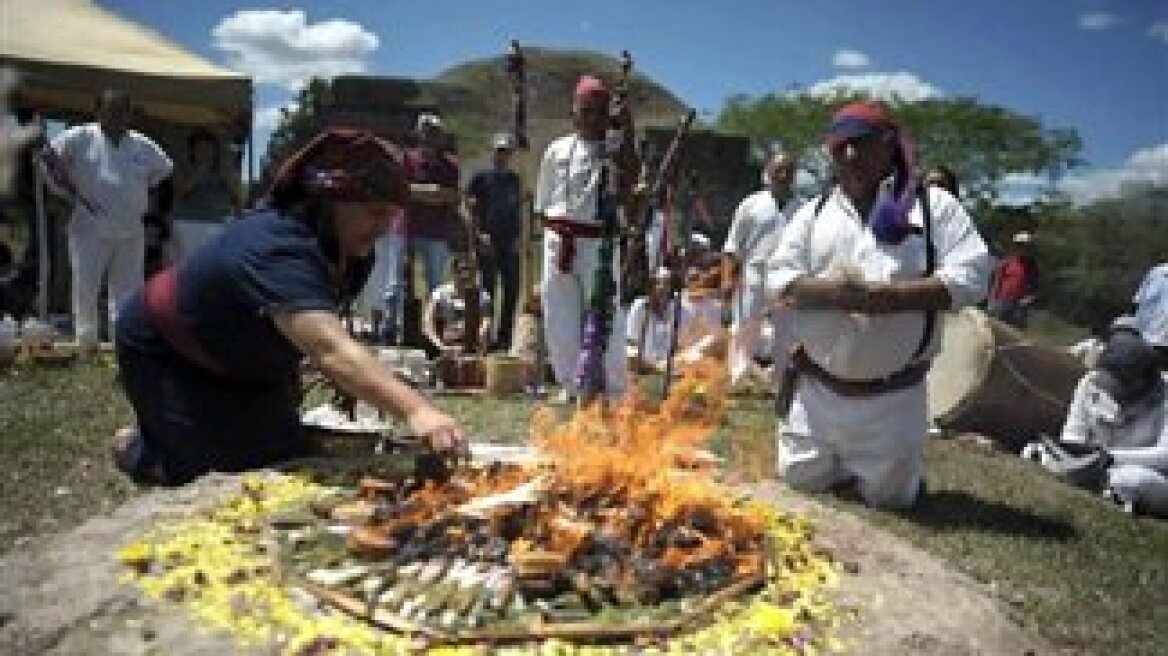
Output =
[{"x1": 1, "y1": 364, "x2": 1165, "y2": 654}]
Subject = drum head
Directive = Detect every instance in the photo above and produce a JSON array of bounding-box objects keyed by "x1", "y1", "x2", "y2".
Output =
[{"x1": 927, "y1": 308, "x2": 995, "y2": 423}]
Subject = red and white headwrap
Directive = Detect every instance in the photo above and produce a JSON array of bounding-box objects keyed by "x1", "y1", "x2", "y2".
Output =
[
  {"x1": 268, "y1": 127, "x2": 408, "y2": 205},
  {"x1": 574, "y1": 75, "x2": 610, "y2": 101}
]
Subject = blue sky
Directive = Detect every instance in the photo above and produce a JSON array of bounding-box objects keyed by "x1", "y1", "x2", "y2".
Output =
[{"x1": 97, "y1": 0, "x2": 1168, "y2": 203}]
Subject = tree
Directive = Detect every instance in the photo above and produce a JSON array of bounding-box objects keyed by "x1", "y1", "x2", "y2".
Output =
[
  {"x1": 715, "y1": 92, "x2": 1083, "y2": 203},
  {"x1": 258, "y1": 78, "x2": 334, "y2": 190}
]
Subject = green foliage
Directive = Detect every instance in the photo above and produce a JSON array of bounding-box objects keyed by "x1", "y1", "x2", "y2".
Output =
[
  {"x1": 1041, "y1": 187, "x2": 1168, "y2": 332},
  {"x1": 715, "y1": 93, "x2": 1082, "y2": 201},
  {"x1": 4, "y1": 365, "x2": 1168, "y2": 654},
  {"x1": 259, "y1": 78, "x2": 335, "y2": 189}
]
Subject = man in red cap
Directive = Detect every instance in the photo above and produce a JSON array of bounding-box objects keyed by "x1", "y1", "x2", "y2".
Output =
[
  {"x1": 533, "y1": 75, "x2": 628, "y2": 402},
  {"x1": 112, "y1": 128, "x2": 465, "y2": 485},
  {"x1": 764, "y1": 101, "x2": 992, "y2": 509}
]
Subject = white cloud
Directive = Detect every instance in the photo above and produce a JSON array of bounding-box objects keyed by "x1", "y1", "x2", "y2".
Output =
[
  {"x1": 1149, "y1": 21, "x2": 1168, "y2": 44},
  {"x1": 802, "y1": 72, "x2": 943, "y2": 102},
  {"x1": 212, "y1": 10, "x2": 379, "y2": 90},
  {"x1": 995, "y1": 172, "x2": 1050, "y2": 206},
  {"x1": 1078, "y1": 11, "x2": 1119, "y2": 30},
  {"x1": 832, "y1": 49, "x2": 870, "y2": 69},
  {"x1": 254, "y1": 101, "x2": 300, "y2": 132},
  {"x1": 1060, "y1": 143, "x2": 1168, "y2": 204}
]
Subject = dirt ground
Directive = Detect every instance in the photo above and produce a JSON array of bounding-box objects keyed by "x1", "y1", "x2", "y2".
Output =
[{"x1": 0, "y1": 473, "x2": 1056, "y2": 655}]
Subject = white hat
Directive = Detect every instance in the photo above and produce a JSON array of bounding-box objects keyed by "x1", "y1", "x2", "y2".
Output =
[
  {"x1": 652, "y1": 266, "x2": 672, "y2": 281},
  {"x1": 1012, "y1": 231, "x2": 1034, "y2": 244},
  {"x1": 416, "y1": 112, "x2": 443, "y2": 131},
  {"x1": 492, "y1": 132, "x2": 516, "y2": 150}
]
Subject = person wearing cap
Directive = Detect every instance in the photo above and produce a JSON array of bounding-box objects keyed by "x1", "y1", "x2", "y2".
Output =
[
  {"x1": 987, "y1": 231, "x2": 1039, "y2": 329},
  {"x1": 1131, "y1": 262, "x2": 1168, "y2": 368},
  {"x1": 405, "y1": 113, "x2": 461, "y2": 295},
  {"x1": 464, "y1": 132, "x2": 522, "y2": 351},
  {"x1": 764, "y1": 101, "x2": 991, "y2": 509},
  {"x1": 1049, "y1": 331, "x2": 1168, "y2": 517},
  {"x1": 533, "y1": 75, "x2": 628, "y2": 400},
  {"x1": 112, "y1": 128, "x2": 465, "y2": 486},
  {"x1": 722, "y1": 152, "x2": 800, "y2": 388},
  {"x1": 45, "y1": 88, "x2": 173, "y2": 352}
]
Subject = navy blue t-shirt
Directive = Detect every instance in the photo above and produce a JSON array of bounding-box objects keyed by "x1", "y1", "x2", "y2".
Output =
[
  {"x1": 466, "y1": 166, "x2": 521, "y2": 237},
  {"x1": 118, "y1": 210, "x2": 370, "y2": 383}
]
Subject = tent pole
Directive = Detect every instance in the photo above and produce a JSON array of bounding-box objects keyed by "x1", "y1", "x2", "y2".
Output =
[
  {"x1": 247, "y1": 124, "x2": 255, "y2": 205},
  {"x1": 32, "y1": 164, "x2": 49, "y2": 320}
]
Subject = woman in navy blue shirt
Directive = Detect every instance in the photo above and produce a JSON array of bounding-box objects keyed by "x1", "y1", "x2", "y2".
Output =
[{"x1": 114, "y1": 129, "x2": 464, "y2": 485}]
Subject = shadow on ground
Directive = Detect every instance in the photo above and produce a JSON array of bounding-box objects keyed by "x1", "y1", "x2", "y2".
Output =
[{"x1": 897, "y1": 489, "x2": 1078, "y2": 540}]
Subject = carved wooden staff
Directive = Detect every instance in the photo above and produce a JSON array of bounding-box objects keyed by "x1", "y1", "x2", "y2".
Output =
[
  {"x1": 631, "y1": 110, "x2": 696, "y2": 374},
  {"x1": 660, "y1": 168, "x2": 701, "y2": 400},
  {"x1": 503, "y1": 40, "x2": 547, "y2": 396}
]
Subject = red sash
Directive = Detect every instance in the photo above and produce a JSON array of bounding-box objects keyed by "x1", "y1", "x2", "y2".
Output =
[
  {"x1": 142, "y1": 267, "x2": 227, "y2": 376},
  {"x1": 543, "y1": 216, "x2": 603, "y2": 273}
]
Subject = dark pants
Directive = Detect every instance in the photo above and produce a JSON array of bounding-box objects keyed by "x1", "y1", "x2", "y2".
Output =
[
  {"x1": 480, "y1": 233, "x2": 520, "y2": 349},
  {"x1": 116, "y1": 343, "x2": 313, "y2": 485}
]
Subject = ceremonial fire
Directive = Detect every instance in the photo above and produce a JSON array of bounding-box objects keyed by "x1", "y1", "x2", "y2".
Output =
[{"x1": 119, "y1": 359, "x2": 842, "y2": 652}]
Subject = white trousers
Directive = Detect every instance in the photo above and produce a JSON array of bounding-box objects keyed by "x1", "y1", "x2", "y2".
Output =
[
  {"x1": 67, "y1": 217, "x2": 144, "y2": 346},
  {"x1": 172, "y1": 220, "x2": 225, "y2": 261},
  {"x1": 729, "y1": 283, "x2": 793, "y2": 386},
  {"x1": 778, "y1": 378, "x2": 926, "y2": 508},
  {"x1": 541, "y1": 230, "x2": 627, "y2": 397},
  {"x1": 1109, "y1": 465, "x2": 1168, "y2": 518},
  {"x1": 358, "y1": 233, "x2": 407, "y2": 313}
]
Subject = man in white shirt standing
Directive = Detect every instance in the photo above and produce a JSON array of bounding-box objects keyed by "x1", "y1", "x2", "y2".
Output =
[
  {"x1": 47, "y1": 89, "x2": 172, "y2": 351},
  {"x1": 765, "y1": 101, "x2": 991, "y2": 509},
  {"x1": 533, "y1": 76, "x2": 627, "y2": 401},
  {"x1": 722, "y1": 152, "x2": 800, "y2": 387}
]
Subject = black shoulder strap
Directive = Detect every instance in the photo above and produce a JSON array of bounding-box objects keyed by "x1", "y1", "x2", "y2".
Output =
[
  {"x1": 813, "y1": 192, "x2": 830, "y2": 216},
  {"x1": 911, "y1": 184, "x2": 937, "y2": 361}
]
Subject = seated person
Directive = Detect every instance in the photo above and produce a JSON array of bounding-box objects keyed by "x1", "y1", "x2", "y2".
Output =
[
  {"x1": 627, "y1": 267, "x2": 698, "y2": 372},
  {"x1": 422, "y1": 255, "x2": 492, "y2": 354},
  {"x1": 1035, "y1": 331, "x2": 1168, "y2": 517}
]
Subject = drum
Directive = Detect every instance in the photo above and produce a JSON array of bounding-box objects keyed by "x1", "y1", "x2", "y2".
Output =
[{"x1": 927, "y1": 308, "x2": 1085, "y2": 451}]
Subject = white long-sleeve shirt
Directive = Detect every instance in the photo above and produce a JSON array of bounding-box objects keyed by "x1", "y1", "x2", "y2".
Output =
[
  {"x1": 765, "y1": 186, "x2": 991, "y2": 380},
  {"x1": 49, "y1": 123, "x2": 172, "y2": 235},
  {"x1": 1061, "y1": 372, "x2": 1168, "y2": 474},
  {"x1": 533, "y1": 134, "x2": 605, "y2": 224},
  {"x1": 724, "y1": 189, "x2": 798, "y2": 290}
]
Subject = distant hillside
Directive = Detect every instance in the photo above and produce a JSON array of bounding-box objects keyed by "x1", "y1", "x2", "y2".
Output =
[
  {"x1": 430, "y1": 47, "x2": 691, "y2": 171},
  {"x1": 277, "y1": 48, "x2": 707, "y2": 202}
]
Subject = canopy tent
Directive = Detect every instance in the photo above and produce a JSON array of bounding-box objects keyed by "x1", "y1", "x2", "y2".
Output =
[
  {"x1": 0, "y1": 0, "x2": 251, "y2": 130},
  {"x1": 0, "y1": 0, "x2": 253, "y2": 320}
]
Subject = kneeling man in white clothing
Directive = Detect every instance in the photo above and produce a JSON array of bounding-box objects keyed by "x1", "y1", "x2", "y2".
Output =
[{"x1": 765, "y1": 101, "x2": 991, "y2": 509}]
